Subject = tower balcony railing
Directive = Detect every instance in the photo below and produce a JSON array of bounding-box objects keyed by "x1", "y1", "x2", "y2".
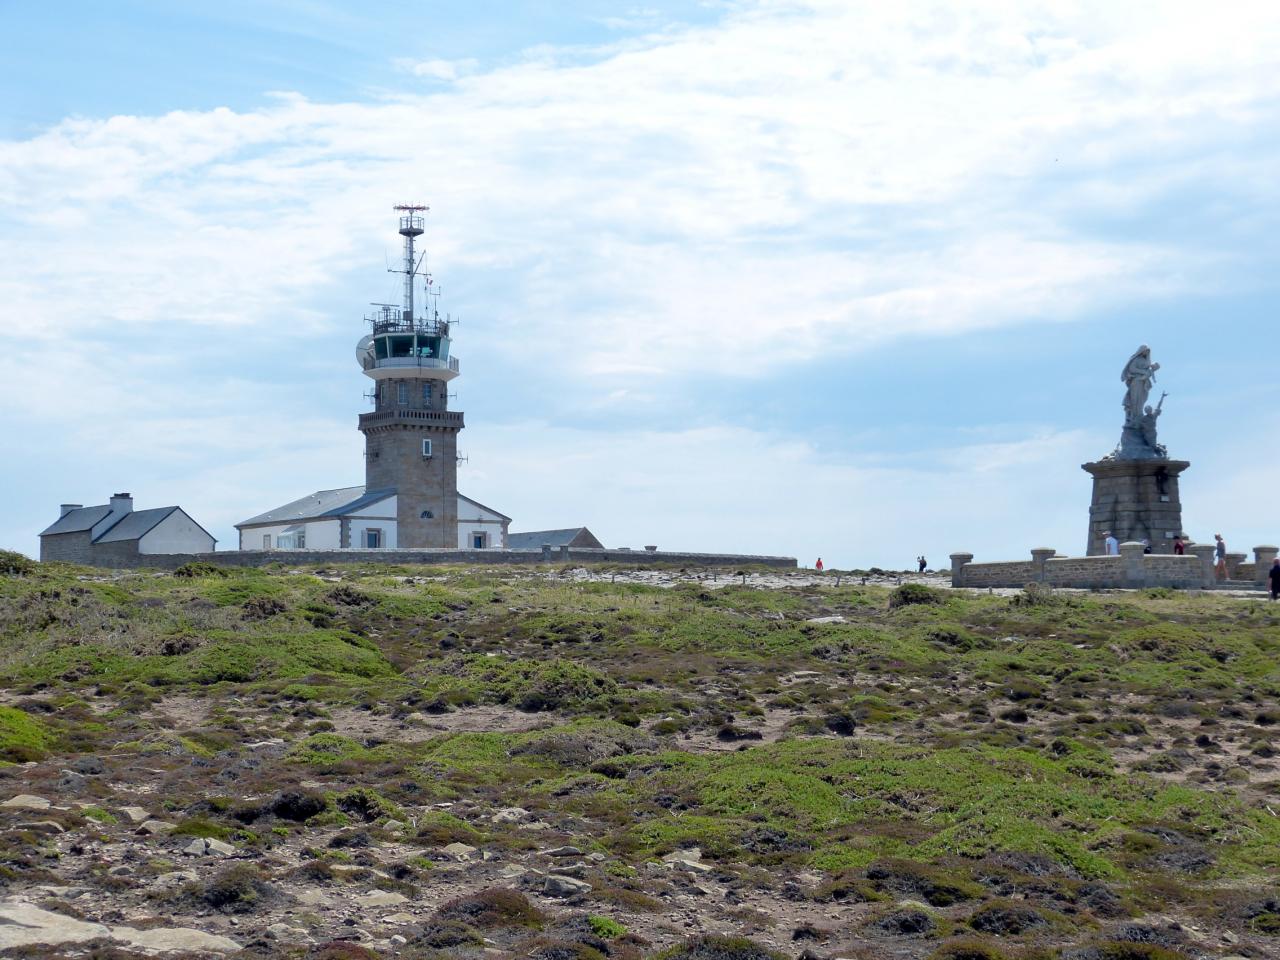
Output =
[
  {"x1": 369, "y1": 315, "x2": 450, "y2": 337},
  {"x1": 362, "y1": 355, "x2": 460, "y2": 373},
  {"x1": 359, "y1": 409, "x2": 465, "y2": 429}
]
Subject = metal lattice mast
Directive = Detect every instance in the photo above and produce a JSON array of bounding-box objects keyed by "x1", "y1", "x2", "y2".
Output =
[{"x1": 393, "y1": 204, "x2": 427, "y2": 322}]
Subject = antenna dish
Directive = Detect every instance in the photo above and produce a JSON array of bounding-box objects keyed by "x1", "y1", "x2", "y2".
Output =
[{"x1": 355, "y1": 335, "x2": 375, "y2": 369}]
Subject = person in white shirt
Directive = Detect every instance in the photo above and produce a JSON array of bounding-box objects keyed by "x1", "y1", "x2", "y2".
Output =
[{"x1": 1103, "y1": 531, "x2": 1119, "y2": 556}]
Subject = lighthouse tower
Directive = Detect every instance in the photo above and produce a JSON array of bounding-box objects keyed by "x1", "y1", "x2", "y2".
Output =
[{"x1": 356, "y1": 205, "x2": 462, "y2": 548}]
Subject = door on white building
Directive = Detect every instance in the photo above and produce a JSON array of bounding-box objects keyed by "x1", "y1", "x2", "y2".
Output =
[
  {"x1": 472, "y1": 532, "x2": 488, "y2": 549},
  {"x1": 365, "y1": 529, "x2": 382, "y2": 548}
]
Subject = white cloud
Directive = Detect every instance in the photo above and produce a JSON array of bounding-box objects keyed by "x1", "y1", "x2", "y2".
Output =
[
  {"x1": 2, "y1": 0, "x2": 1275, "y2": 366},
  {"x1": 396, "y1": 58, "x2": 478, "y2": 81}
]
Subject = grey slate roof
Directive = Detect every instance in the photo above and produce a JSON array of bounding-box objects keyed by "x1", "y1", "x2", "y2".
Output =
[
  {"x1": 39, "y1": 505, "x2": 114, "y2": 537},
  {"x1": 235, "y1": 486, "x2": 395, "y2": 528},
  {"x1": 41, "y1": 503, "x2": 215, "y2": 546},
  {"x1": 94, "y1": 508, "x2": 179, "y2": 543},
  {"x1": 321, "y1": 487, "x2": 397, "y2": 518},
  {"x1": 457, "y1": 493, "x2": 512, "y2": 522},
  {"x1": 506, "y1": 527, "x2": 601, "y2": 550}
]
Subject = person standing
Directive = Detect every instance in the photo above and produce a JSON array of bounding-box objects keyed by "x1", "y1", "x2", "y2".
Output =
[
  {"x1": 1104, "y1": 531, "x2": 1119, "y2": 556},
  {"x1": 917, "y1": 556, "x2": 927, "y2": 573},
  {"x1": 1173, "y1": 535, "x2": 1186, "y2": 556},
  {"x1": 1214, "y1": 534, "x2": 1228, "y2": 580},
  {"x1": 1270, "y1": 558, "x2": 1280, "y2": 601},
  {"x1": 815, "y1": 558, "x2": 823, "y2": 573}
]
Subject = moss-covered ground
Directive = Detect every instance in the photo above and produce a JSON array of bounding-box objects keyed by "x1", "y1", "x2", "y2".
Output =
[{"x1": 0, "y1": 561, "x2": 1277, "y2": 959}]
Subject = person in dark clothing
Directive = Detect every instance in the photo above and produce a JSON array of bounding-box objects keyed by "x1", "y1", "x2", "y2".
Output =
[
  {"x1": 1214, "y1": 534, "x2": 1228, "y2": 580},
  {"x1": 1270, "y1": 559, "x2": 1280, "y2": 601},
  {"x1": 917, "y1": 556, "x2": 927, "y2": 573}
]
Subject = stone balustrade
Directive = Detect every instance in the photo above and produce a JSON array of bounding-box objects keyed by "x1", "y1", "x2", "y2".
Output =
[{"x1": 950, "y1": 543, "x2": 1276, "y2": 590}]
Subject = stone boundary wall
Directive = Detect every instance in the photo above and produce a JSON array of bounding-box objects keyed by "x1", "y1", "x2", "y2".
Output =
[
  {"x1": 62, "y1": 546, "x2": 797, "y2": 572},
  {"x1": 952, "y1": 543, "x2": 1277, "y2": 590},
  {"x1": 948, "y1": 560, "x2": 1036, "y2": 588}
]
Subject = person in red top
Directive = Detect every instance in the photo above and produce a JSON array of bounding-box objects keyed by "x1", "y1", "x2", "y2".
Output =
[
  {"x1": 815, "y1": 558, "x2": 824, "y2": 573},
  {"x1": 1173, "y1": 535, "x2": 1185, "y2": 555}
]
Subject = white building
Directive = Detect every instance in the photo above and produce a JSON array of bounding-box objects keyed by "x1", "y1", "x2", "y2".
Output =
[{"x1": 235, "y1": 486, "x2": 510, "y2": 551}]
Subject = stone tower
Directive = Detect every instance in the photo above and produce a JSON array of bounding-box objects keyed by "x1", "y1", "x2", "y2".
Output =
[{"x1": 356, "y1": 206, "x2": 462, "y2": 548}]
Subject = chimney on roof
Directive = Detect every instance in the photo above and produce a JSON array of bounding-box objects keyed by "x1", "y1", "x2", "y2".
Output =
[
  {"x1": 110, "y1": 493, "x2": 133, "y2": 515},
  {"x1": 59, "y1": 504, "x2": 82, "y2": 518}
]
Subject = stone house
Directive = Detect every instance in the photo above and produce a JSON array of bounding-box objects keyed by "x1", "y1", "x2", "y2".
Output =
[{"x1": 39, "y1": 494, "x2": 216, "y2": 565}]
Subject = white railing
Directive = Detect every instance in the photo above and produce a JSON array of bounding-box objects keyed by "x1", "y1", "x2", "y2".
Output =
[{"x1": 365, "y1": 356, "x2": 460, "y2": 372}]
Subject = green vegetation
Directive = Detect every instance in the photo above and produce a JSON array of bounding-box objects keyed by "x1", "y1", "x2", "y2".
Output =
[
  {"x1": 2, "y1": 558, "x2": 1278, "y2": 956},
  {"x1": 0, "y1": 549, "x2": 36, "y2": 577},
  {"x1": 0, "y1": 706, "x2": 53, "y2": 762}
]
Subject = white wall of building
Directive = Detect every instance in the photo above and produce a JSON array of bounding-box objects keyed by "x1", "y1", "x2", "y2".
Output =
[
  {"x1": 238, "y1": 518, "x2": 340, "y2": 551},
  {"x1": 235, "y1": 492, "x2": 510, "y2": 550},
  {"x1": 458, "y1": 495, "x2": 508, "y2": 549},
  {"x1": 139, "y1": 510, "x2": 216, "y2": 554}
]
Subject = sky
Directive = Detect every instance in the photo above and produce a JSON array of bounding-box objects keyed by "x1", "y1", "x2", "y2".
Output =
[{"x1": 1, "y1": 0, "x2": 1278, "y2": 569}]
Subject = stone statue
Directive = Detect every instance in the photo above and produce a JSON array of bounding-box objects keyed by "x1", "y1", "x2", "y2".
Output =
[
  {"x1": 1121, "y1": 345, "x2": 1160, "y2": 427},
  {"x1": 1139, "y1": 393, "x2": 1167, "y2": 457},
  {"x1": 1103, "y1": 346, "x2": 1170, "y2": 461}
]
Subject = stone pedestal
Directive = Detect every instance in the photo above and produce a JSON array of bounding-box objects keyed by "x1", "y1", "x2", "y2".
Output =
[
  {"x1": 1256, "y1": 546, "x2": 1279, "y2": 587},
  {"x1": 1081, "y1": 458, "x2": 1189, "y2": 556},
  {"x1": 1030, "y1": 548, "x2": 1056, "y2": 582},
  {"x1": 1119, "y1": 541, "x2": 1147, "y2": 586},
  {"x1": 1190, "y1": 544, "x2": 1217, "y2": 588}
]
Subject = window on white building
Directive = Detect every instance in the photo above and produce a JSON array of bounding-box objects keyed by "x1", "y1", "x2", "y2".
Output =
[{"x1": 262, "y1": 534, "x2": 271, "y2": 550}]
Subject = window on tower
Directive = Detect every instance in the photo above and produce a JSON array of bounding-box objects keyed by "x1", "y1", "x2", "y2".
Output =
[
  {"x1": 422, "y1": 383, "x2": 432, "y2": 408},
  {"x1": 397, "y1": 383, "x2": 408, "y2": 405}
]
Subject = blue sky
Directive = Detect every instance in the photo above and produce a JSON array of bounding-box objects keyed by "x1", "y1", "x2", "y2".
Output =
[{"x1": 2, "y1": 1, "x2": 1278, "y2": 568}]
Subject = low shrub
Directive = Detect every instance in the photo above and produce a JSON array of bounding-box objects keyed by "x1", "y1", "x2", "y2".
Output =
[
  {"x1": 867, "y1": 861, "x2": 982, "y2": 907},
  {"x1": 928, "y1": 938, "x2": 1008, "y2": 960},
  {"x1": 201, "y1": 864, "x2": 280, "y2": 914},
  {"x1": 409, "y1": 919, "x2": 484, "y2": 949},
  {"x1": 333, "y1": 787, "x2": 401, "y2": 823},
  {"x1": 654, "y1": 935, "x2": 787, "y2": 960},
  {"x1": 173, "y1": 561, "x2": 228, "y2": 578},
  {"x1": 435, "y1": 887, "x2": 544, "y2": 929},
  {"x1": 889, "y1": 584, "x2": 945, "y2": 609},
  {"x1": 0, "y1": 550, "x2": 35, "y2": 576},
  {"x1": 968, "y1": 900, "x2": 1048, "y2": 935},
  {"x1": 270, "y1": 790, "x2": 328, "y2": 822}
]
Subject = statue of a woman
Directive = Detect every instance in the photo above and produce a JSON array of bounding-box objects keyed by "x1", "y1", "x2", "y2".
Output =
[{"x1": 1121, "y1": 345, "x2": 1159, "y2": 427}]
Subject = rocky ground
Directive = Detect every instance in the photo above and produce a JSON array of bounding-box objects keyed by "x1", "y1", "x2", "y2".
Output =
[{"x1": 0, "y1": 555, "x2": 1277, "y2": 960}]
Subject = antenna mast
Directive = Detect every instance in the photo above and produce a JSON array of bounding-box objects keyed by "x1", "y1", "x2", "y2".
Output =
[{"x1": 392, "y1": 204, "x2": 428, "y2": 323}]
